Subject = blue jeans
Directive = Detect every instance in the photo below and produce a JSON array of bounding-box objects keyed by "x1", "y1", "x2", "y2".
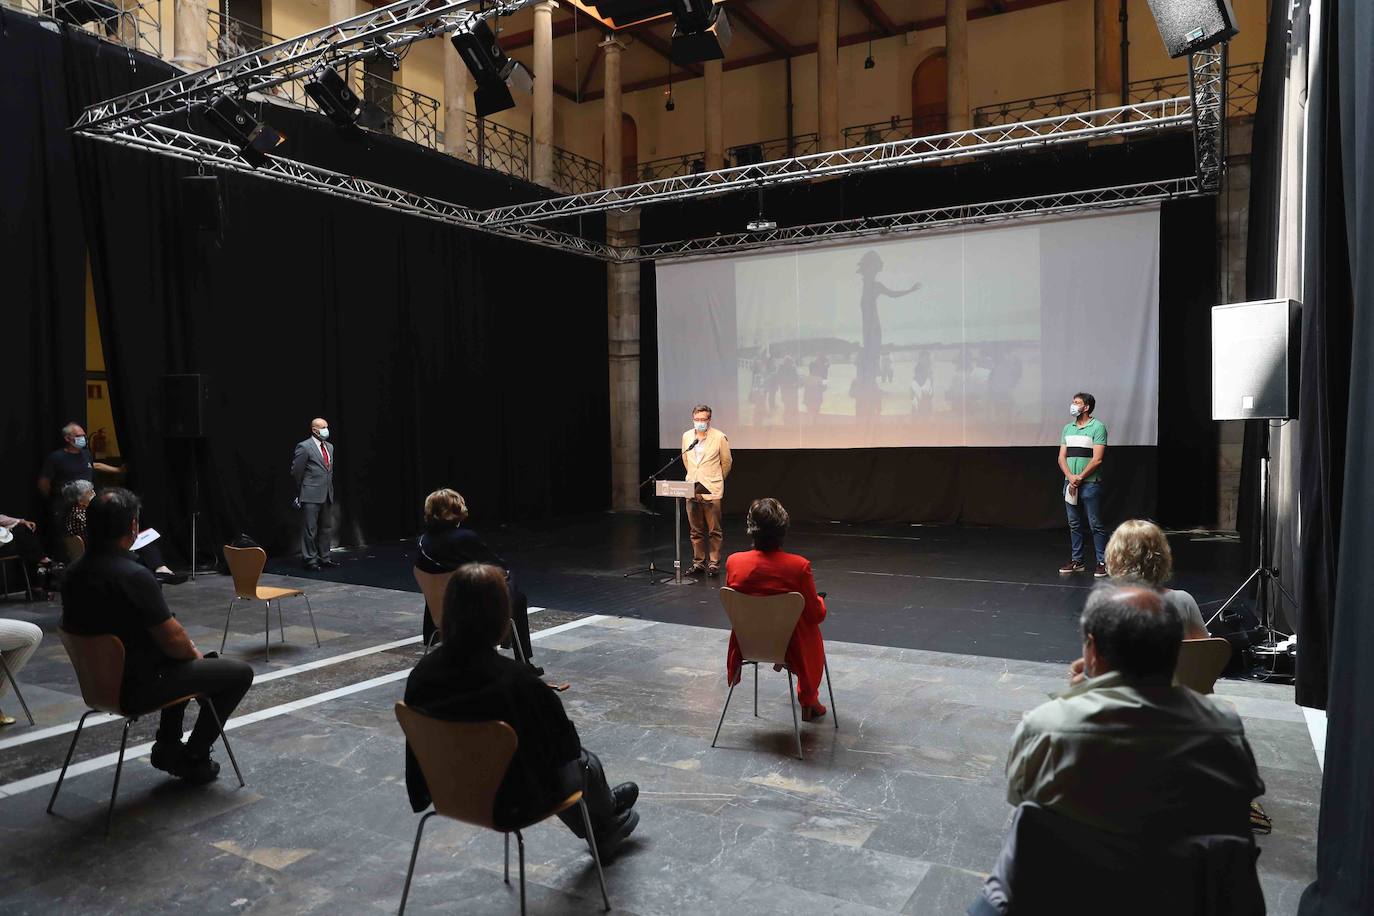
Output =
[{"x1": 1065, "y1": 480, "x2": 1108, "y2": 565}]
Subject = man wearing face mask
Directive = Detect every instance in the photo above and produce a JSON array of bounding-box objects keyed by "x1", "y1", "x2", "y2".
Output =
[
  {"x1": 292, "y1": 418, "x2": 337, "y2": 571},
  {"x1": 1057, "y1": 392, "x2": 1109, "y2": 577},
  {"x1": 38, "y1": 422, "x2": 124, "y2": 551},
  {"x1": 681, "y1": 405, "x2": 732, "y2": 577}
]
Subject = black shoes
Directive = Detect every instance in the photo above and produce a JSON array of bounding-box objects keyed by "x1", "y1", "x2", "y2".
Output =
[
  {"x1": 594, "y1": 809, "x2": 640, "y2": 860},
  {"x1": 687, "y1": 563, "x2": 706, "y2": 576},
  {"x1": 1094, "y1": 563, "x2": 1109, "y2": 578},
  {"x1": 320, "y1": 558, "x2": 339, "y2": 569},
  {"x1": 526, "y1": 663, "x2": 545, "y2": 677},
  {"x1": 150, "y1": 741, "x2": 221, "y2": 784},
  {"x1": 304, "y1": 561, "x2": 321, "y2": 571},
  {"x1": 611, "y1": 782, "x2": 639, "y2": 815},
  {"x1": 155, "y1": 571, "x2": 188, "y2": 585}
]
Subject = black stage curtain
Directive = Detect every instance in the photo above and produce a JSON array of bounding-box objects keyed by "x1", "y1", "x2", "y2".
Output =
[
  {"x1": 18, "y1": 21, "x2": 610, "y2": 558},
  {"x1": 639, "y1": 136, "x2": 1213, "y2": 529},
  {"x1": 1300, "y1": 2, "x2": 1374, "y2": 912},
  {"x1": 0, "y1": 16, "x2": 140, "y2": 520}
]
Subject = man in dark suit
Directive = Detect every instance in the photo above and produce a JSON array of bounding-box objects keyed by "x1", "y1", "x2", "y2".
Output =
[
  {"x1": 405, "y1": 564, "x2": 640, "y2": 857},
  {"x1": 291, "y1": 417, "x2": 336, "y2": 570}
]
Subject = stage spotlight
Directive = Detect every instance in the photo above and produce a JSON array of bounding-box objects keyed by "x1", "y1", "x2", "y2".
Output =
[
  {"x1": 665, "y1": 92, "x2": 675, "y2": 111},
  {"x1": 203, "y1": 94, "x2": 286, "y2": 167},
  {"x1": 304, "y1": 65, "x2": 361, "y2": 129},
  {"x1": 450, "y1": 19, "x2": 535, "y2": 118},
  {"x1": 864, "y1": 37, "x2": 875, "y2": 69},
  {"x1": 669, "y1": 0, "x2": 731, "y2": 66}
]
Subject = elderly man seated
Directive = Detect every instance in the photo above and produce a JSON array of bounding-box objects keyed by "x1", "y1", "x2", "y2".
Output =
[{"x1": 971, "y1": 583, "x2": 1265, "y2": 914}]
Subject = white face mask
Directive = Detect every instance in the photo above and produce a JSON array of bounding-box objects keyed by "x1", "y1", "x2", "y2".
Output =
[
  {"x1": 1069, "y1": 404, "x2": 1082, "y2": 418},
  {"x1": 317, "y1": 428, "x2": 330, "y2": 440},
  {"x1": 693, "y1": 421, "x2": 708, "y2": 432},
  {"x1": 73, "y1": 435, "x2": 88, "y2": 448}
]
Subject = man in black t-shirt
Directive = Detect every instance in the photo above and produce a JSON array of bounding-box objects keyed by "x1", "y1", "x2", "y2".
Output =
[{"x1": 61, "y1": 489, "x2": 253, "y2": 783}]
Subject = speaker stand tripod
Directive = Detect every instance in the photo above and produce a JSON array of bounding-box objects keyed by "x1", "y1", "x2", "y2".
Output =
[{"x1": 1205, "y1": 423, "x2": 1296, "y2": 681}]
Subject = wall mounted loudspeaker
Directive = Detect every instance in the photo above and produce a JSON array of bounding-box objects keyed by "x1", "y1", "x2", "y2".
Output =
[
  {"x1": 1145, "y1": 0, "x2": 1239, "y2": 58},
  {"x1": 163, "y1": 374, "x2": 208, "y2": 438},
  {"x1": 1211, "y1": 299, "x2": 1300, "y2": 421}
]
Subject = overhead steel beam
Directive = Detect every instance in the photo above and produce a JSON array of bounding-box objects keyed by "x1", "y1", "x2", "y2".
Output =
[
  {"x1": 849, "y1": 0, "x2": 898, "y2": 35},
  {"x1": 474, "y1": 98, "x2": 1193, "y2": 226},
  {"x1": 626, "y1": 177, "x2": 1203, "y2": 260},
  {"x1": 75, "y1": 0, "x2": 539, "y2": 134}
]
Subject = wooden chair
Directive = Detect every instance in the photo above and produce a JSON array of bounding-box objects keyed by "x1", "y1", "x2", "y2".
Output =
[
  {"x1": 1173, "y1": 637, "x2": 1233, "y2": 694},
  {"x1": 412, "y1": 568, "x2": 526, "y2": 663},
  {"x1": 394, "y1": 702, "x2": 610, "y2": 915},
  {"x1": 0, "y1": 652, "x2": 35, "y2": 726},
  {"x1": 64, "y1": 534, "x2": 86, "y2": 564},
  {"x1": 221, "y1": 546, "x2": 320, "y2": 657},
  {"x1": 47, "y1": 629, "x2": 246, "y2": 834},
  {"x1": 712, "y1": 588, "x2": 837, "y2": 760}
]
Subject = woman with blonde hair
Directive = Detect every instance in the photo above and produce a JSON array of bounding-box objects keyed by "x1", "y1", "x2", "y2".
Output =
[
  {"x1": 413, "y1": 488, "x2": 539, "y2": 675},
  {"x1": 1104, "y1": 519, "x2": 1209, "y2": 640}
]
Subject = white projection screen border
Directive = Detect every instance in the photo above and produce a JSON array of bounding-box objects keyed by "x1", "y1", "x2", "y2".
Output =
[{"x1": 656, "y1": 205, "x2": 1160, "y2": 450}]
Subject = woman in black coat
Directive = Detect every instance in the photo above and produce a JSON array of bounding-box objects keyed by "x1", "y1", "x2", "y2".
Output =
[{"x1": 415, "y1": 488, "x2": 538, "y2": 673}]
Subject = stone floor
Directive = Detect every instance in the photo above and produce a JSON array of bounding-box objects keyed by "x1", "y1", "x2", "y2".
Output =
[{"x1": 0, "y1": 573, "x2": 1319, "y2": 914}]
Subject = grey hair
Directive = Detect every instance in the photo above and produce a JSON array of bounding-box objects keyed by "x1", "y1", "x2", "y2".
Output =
[
  {"x1": 61, "y1": 422, "x2": 82, "y2": 438},
  {"x1": 62, "y1": 479, "x2": 95, "y2": 506}
]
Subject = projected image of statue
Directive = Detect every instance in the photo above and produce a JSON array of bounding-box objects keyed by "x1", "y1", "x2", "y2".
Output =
[{"x1": 852, "y1": 250, "x2": 921, "y2": 416}]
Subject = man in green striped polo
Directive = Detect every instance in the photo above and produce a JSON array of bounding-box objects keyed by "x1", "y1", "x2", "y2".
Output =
[{"x1": 1058, "y1": 392, "x2": 1109, "y2": 577}]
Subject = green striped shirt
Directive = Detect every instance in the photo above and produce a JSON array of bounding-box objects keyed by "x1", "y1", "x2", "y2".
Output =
[{"x1": 1062, "y1": 417, "x2": 1107, "y2": 482}]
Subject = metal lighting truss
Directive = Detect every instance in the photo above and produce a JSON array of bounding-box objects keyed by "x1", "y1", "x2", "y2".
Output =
[
  {"x1": 87, "y1": 123, "x2": 619, "y2": 259},
  {"x1": 74, "y1": 0, "x2": 539, "y2": 134},
  {"x1": 475, "y1": 98, "x2": 1194, "y2": 228},
  {"x1": 627, "y1": 177, "x2": 1203, "y2": 261},
  {"x1": 1190, "y1": 47, "x2": 1226, "y2": 190}
]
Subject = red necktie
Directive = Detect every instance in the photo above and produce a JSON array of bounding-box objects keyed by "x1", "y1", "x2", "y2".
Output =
[{"x1": 321, "y1": 443, "x2": 331, "y2": 469}]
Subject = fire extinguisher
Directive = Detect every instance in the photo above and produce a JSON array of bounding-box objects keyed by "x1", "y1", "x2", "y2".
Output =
[{"x1": 91, "y1": 427, "x2": 108, "y2": 459}]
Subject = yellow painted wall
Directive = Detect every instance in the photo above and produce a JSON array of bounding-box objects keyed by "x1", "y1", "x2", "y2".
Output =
[{"x1": 84, "y1": 260, "x2": 123, "y2": 460}]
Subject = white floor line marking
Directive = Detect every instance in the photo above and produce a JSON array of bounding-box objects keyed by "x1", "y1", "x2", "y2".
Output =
[
  {"x1": 846, "y1": 569, "x2": 1095, "y2": 590},
  {"x1": 0, "y1": 609, "x2": 548, "y2": 753},
  {"x1": 0, "y1": 614, "x2": 606, "y2": 799},
  {"x1": 1301, "y1": 705, "x2": 1327, "y2": 771}
]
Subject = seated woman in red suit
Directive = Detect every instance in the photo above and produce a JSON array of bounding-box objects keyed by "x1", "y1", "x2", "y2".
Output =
[{"x1": 725, "y1": 498, "x2": 829, "y2": 721}]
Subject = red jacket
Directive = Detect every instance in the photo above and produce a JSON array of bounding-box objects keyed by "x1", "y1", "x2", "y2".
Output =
[{"x1": 724, "y1": 549, "x2": 828, "y2": 702}]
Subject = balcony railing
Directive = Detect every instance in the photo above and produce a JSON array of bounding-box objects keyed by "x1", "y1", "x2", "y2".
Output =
[
  {"x1": 552, "y1": 146, "x2": 603, "y2": 195},
  {"x1": 843, "y1": 117, "x2": 916, "y2": 147},
  {"x1": 973, "y1": 89, "x2": 1096, "y2": 128},
  {"x1": 1129, "y1": 61, "x2": 1261, "y2": 119},
  {"x1": 361, "y1": 72, "x2": 441, "y2": 150},
  {"x1": 639, "y1": 132, "x2": 820, "y2": 180},
  {"x1": 207, "y1": 11, "x2": 310, "y2": 106},
  {"x1": 7, "y1": 0, "x2": 159, "y2": 57},
  {"x1": 466, "y1": 114, "x2": 531, "y2": 180}
]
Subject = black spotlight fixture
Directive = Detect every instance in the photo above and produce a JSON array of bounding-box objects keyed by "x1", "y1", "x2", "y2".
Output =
[
  {"x1": 450, "y1": 19, "x2": 534, "y2": 118},
  {"x1": 202, "y1": 93, "x2": 286, "y2": 167},
  {"x1": 864, "y1": 37, "x2": 875, "y2": 69},
  {"x1": 669, "y1": 0, "x2": 731, "y2": 66},
  {"x1": 664, "y1": 61, "x2": 675, "y2": 111},
  {"x1": 304, "y1": 65, "x2": 362, "y2": 129}
]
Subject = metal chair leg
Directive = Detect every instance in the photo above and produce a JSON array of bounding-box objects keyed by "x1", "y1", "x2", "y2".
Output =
[
  {"x1": 220, "y1": 598, "x2": 236, "y2": 652},
  {"x1": 516, "y1": 829, "x2": 527, "y2": 916},
  {"x1": 787, "y1": 670, "x2": 803, "y2": 760},
  {"x1": 106, "y1": 719, "x2": 132, "y2": 835},
  {"x1": 711, "y1": 681, "x2": 737, "y2": 748},
  {"x1": 824, "y1": 660, "x2": 838, "y2": 730},
  {"x1": 0, "y1": 654, "x2": 34, "y2": 725},
  {"x1": 21, "y1": 563, "x2": 32, "y2": 602},
  {"x1": 504, "y1": 832, "x2": 511, "y2": 884},
  {"x1": 398, "y1": 810, "x2": 435, "y2": 915},
  {"x1": 48, "y1": 709, "x2": 96, "y2": 813},
  {"x1": 511, "y1": 629, "x2": 527, "y2": 665},
  {"x1": 302, "y1": 595, "x2": 321, "y2": 647},
  {"x1": 753, "y1": 662, "x2": 759, "y2": 717},
  {"x1": 200, "y1": 700, "x2": 246, "y2": 787},
  {"x1": 277, "y1": 601, "x2": 286, "y2": 644},
  {"x1": 579, "y1": 797, "x2": 612, "y2": 911}
]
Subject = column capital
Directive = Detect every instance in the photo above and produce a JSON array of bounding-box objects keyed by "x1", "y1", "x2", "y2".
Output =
[
  {"x1": 599, "y1": 35, "x2": 627, "y2": 53},
  {"x1": 534, "y1": 0, "x2": 559, "y2": 8}
]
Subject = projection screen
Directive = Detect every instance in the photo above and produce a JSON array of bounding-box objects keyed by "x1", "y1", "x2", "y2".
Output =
[{"x1": 657, "y1": 206, "x2": 1160, "y2": 449}]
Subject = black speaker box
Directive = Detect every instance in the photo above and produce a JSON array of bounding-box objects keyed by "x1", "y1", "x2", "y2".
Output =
[
  {"x1": 1145, "y1": 0, "x2": 1239, "y2": 58},
  {"x1": 180, "y1": 175, "x2": 222, "y2": 232},
  {"x1": 164, "y1": 374, "x2": 208, "y2": 438},
  {"x1": 1211, "y1": 299, "x2": 1300, "y2": 421}
]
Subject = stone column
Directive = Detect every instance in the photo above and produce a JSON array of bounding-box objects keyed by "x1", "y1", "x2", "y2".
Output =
[
  {"x1": 532, "y1": 0, "x2": 558, "y2": 186},
  {"x1": 704, "y1": 59, "x2": 724, "y2": 169},
  {"x1": 602, "y1": 37, "x2": 625, "y2": 188},
  {"x1": 172, "y1": 0, "x2": 208, "y2": 70},
  {"x1": 330, "y1": 0, "x2": 361, "y2": 93},
  {"x1": 817, "y1": 0, "x2": 839, "y2": 150},
  {"x1": 945, "y1": 0, "x2": 969, "y2": 131},
  {"x1": 607, "y1": 210, "x2": 641, "y2": 512},
  {"x1": 1094, "y1": 0, "x2": 1124, "y2": 111},
  {"x1": 443, "y1": 40, "x2": 472, "y2": 160}
]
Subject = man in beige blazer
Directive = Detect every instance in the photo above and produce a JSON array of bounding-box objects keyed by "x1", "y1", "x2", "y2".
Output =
[{"x1": 682, "y1": 404, "x2": 732, "y2": 575}]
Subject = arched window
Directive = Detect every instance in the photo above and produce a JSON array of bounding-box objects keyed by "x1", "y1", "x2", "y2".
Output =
[
  {"x1": 911, "y1": 50, "x2": 948, "y2": 137},
  {"x1": 621, "y1": 112, "x2": 638, "y2": 182}
]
